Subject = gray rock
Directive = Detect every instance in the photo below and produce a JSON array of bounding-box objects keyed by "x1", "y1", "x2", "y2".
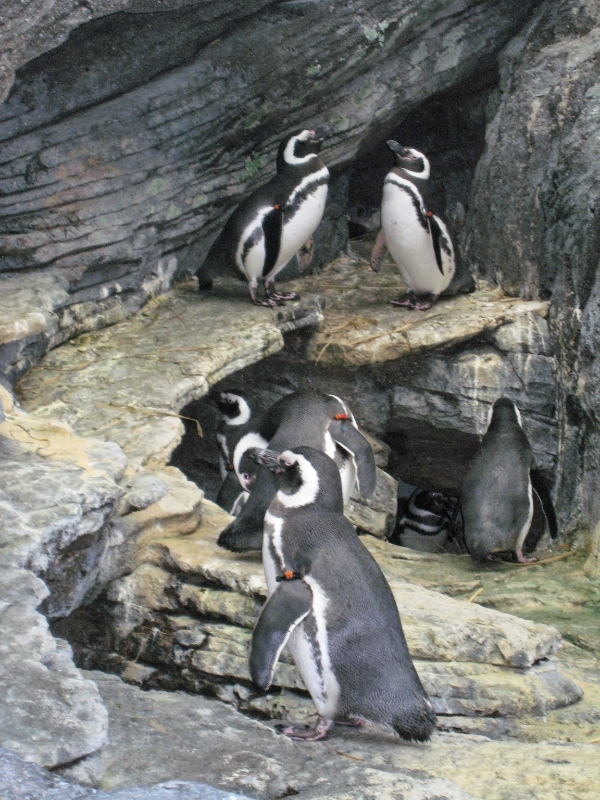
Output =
[
  {"x1": 0, "y1": 746, "x2": 256, "y2": 800},
  {"x1": 0, "y1": 0, "x2": 537, "y2": 384},
  {"x1": 89, "y1": 670, "x2": 481, "y2": 800},
  {"x1": 116, "y1": 473, "x2": 170, "y2": 515},
  {"x1": 461, "y1": 0, "x2": 600, "y2": 536},
  {"x1": 0, "y1": 569, "x2": 108, "y2": 768}
]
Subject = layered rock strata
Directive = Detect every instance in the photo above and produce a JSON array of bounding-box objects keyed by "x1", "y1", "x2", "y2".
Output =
[{"x1": 0, "y1": 0, "x2": 538, "y2": 383}]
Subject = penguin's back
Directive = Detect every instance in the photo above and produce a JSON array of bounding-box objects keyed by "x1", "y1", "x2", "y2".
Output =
[{"x1": 461, "y1": 427, "x2": 533, "y2": 556}]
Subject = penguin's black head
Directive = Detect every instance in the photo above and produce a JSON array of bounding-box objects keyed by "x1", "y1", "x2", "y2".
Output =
[
  {"x1": 254, "y1": 446, "x2": 343, "y2": 511},
  {"x1": 386, "y1": 141, "x2": 429, "y2": 178},
  {"x1": 277, "y1": 129, "x2": 323, "y2": 172},
  {"x1": 237, "y1": 448, "x2": 259, "y2": 490},
  {"x1": 488, "y1": 397, "x2": 522, "y2": 430},
  {"x1": 209, "y1": 390, "x2": 252, "y2": 426}
]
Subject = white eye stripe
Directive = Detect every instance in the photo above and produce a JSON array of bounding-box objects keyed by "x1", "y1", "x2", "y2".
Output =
[
  {"x1": 233, "y1": 432, "x2": 269, "y2": 478},
  {"x1": 283, "y1": 130, "x2": 319, "y2": 165},
  {"x1": 277, "y1": 451, "x2": 320, "y2": 508}
]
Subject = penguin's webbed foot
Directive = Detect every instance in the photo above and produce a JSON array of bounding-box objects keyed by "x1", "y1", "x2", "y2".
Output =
[
  {"x1": 336, "y1": 716, "x2": 366, "y2": 728},
  {"x1": 248, "y1": 282, "x2": 281, "y2": 308},
  {"x1": 264, "y1": 281, "x2": 300, "y2": 303},
  {"x1": 516, "y1": 549, "x2": 538, "y2": 564},
  {"x1": 390, "y1": 293, "x2": 415, "y2": 308},
  {"x1": 297, "y1": 237, "x2": 314, "y2": 269},
  {"x1": 390, "y1": 293, "x2": 437, "y2": 310},
  {"x1": 276, "y1": 717, "x2": 333, "y2": 741},
  {"x1": 411, "y1": 294, "x2": 438, "y2": 311}
]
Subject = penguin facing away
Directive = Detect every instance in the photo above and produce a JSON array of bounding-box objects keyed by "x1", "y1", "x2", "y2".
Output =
[
  {"x1": 371, "y1": 142, "x2": 456, "y2": 310},
  {"x1": 249, "y1": 446, "x2": 436, "y2": 742},
  {"x1": 460, "y1": 398, "x2": 557, "y2": 563},
  {"x1": 216, "y1": 391, "x2": 377, "y2": 553},
  {"x1": 195, "y1": 130, "x2": 329, "y2": 307}
]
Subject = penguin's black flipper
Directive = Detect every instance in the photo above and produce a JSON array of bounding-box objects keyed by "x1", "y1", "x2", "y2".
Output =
[
  {"x1": 329, "y1": 419, "x2": 377, "y2": 499},
  {"x1": 216, "y1": 471, "x2": 248, "y2": 516},
  {"x1": 262, "y1": 204, "x2": 284, "y2": 275},
  {"x1": 250, "y1": 580, "x2": 313, "y2": 691},
  {"x1": 427, "y1": 213, "x2": 445, "y2": 276},
  {"x1": 217, "y1": 466, "x2": 277, "y2": 552},
  {"x1": 530, "y1": 469, "x2": 558, "y2": 539}
]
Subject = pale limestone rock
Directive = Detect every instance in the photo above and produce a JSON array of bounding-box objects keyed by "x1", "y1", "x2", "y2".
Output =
[
  {"x1": 0, "y1": 569, "x2": 108, "y2": 768},
  {"x1": 19, "y1": 287, "x2": 321, "y2": 473},
  {"x1": 346, "y1": 466, "x2": 397, "y2": 539}
]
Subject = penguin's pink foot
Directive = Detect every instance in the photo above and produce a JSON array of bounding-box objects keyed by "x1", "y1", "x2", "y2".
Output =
[
  {"x1": 276, "y1": 717, "x2": 333, "y2": 741},
  {"x1": 248, "y1": 282, "x2": 280, "y2": 307},
  {"x1": 516, "y1": 549, "x2": 538, "y2": 564},
  {"x1": 390, "y1": 293, "x2": 415, "y2": 307},
  {"x1": 337, "y1": 716, "x2": 366, "y2": 727},
  {"x1": 264, "y1": 281, "x2": 300, "y2": 303},
  {"x1": 410, "y1": 294, "x2": 437, "y2": 310},
  {"x1": 297, "y1": 237, "x2": 314, "y2": 269}
]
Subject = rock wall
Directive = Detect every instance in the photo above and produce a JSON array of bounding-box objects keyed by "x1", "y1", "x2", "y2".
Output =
[
  {"x1": 0, "y1": 0, "x2": 537, "y2": 385},
  {"x1": 462, "y1": 0, "x2": 600, "y2": 536}
]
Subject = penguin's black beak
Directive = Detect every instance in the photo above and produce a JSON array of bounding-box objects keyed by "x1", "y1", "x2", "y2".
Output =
[
  {"x1": 386, "y1": 140, "x2": 408, "y2": 157},
  {"x1": 253, "y1": 449, "x2": 285, "y2": 472}
]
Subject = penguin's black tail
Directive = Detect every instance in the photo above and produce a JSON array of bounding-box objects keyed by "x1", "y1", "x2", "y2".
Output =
[{"x1": 393, "y1": 697, "x2": 437, "y2": 743}]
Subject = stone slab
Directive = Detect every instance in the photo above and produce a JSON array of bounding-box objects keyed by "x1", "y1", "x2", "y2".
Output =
[
  {"x1": 87, "y1": 670, "x2": 600, "y2": 800},
  {"x1": 18, "y1": 284, "x2": 321, "y2": 473}
]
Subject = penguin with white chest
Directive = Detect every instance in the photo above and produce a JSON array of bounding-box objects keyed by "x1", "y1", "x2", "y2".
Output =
[
  {"x1": 461, "y1": 398, "x2": 558, "y2": 563},
  {"x1": 217, "y1": 390, "x2": 376, "y2": 553},
  {"x1": 195, "y1": 130, "x2": 329, "y2": 307},
  {"x1": 209, "y1": 389, "x2": 266, "y2": 516},
  {"x1": 371, "y1": 142, "x2": 455, "y2": 310},
  {"x1": 249, "y1": 446, "x2": 436, "y2": 742}
]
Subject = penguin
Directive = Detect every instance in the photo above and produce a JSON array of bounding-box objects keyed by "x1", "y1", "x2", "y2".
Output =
[
  {"x1": 371, "y1": 142, "x2": 456, "y2": 310},
  {"x1": 195, "y1": 130, "x2": 329, "y2": 306},
  {"x1": 390, "y1": 488, "x2": 461, "y2": 554},
  {"x1": 460, "y1": 398, "x2": 558, "y2": 563},
  {"x1": 209, "y1": 389, "x2": 264, "y2": 481},
  {"x1": 217, "y1": 390, "x2": 377, "y2": 552},
  {"x1": 249, "y1": 446, "x2": 437, "y2": 742},
  {"x1": 208, "y1": 389, "x2": 266, "y2": 517}
]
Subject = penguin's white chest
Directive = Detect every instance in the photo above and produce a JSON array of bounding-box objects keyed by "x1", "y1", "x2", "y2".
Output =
[
  {"x1": 381, "y1": 178, "x2": 454, "y2": 295},
  {"x1": 271, "y1": 171, "x2": 329, "y2": 275},
  {"x1": 262, "y1": 511, "x2": 340, "y2": 718}
]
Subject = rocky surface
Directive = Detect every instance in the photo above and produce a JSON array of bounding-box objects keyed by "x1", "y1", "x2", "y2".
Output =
[
  {"x1": 461, "y1": 0, "x2": 600, "y2": 537},
  {"x1": 0, "y1": 747, "x2": 256, "y2": 800},
  {"x1": 60, "y1": 498, "x2": 581, "y2": 730},
  {"x1": 0, "y1": 0, "x2": 537, "y2": 385},
  {"x1": 38, "y1": 669, "x2": 600, "y2": 800},
  {"x1": 0, "y1": 385, "x2": 120, "y2": 767}
]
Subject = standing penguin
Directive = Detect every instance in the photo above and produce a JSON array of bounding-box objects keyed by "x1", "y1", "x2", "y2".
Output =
[
  {"x1": 461, "y1": 398, "x2": 557, "y2": 563},
  {"x1": 249, "y1": 446, "x2": 436, "y2": 742},
  {"x1": 195, "y1": 130, "x2": 329, "y2": 306},
  {"x1": 371, "y1": 142, "x2": 455, "y2": 310},
  {"x1": 217, "y1": 390, "x2": 377, "y2": 552}
]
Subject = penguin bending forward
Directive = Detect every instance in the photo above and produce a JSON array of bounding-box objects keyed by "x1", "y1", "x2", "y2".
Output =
[
  {"x1": 196, "y1": 130, "x2": 329, "y2": 307},
  {"x1": 216, "y1": 391, "x2": 377, "y2": 552},
  {"x1": 249, "y1": 446, "x2": 436, "y2": 742},
  {"x1": 390, "y1": 488, "x2": 462, "y2": 554},
  {"x1": 461, "y1": 398, "x2": 558, "y2": 563},
  {"x1": 371, "y1": 142, "x2": 455, "y2": 310},
  {"x1": 208, "y1": 389, "x2": 266, "y2": 516}
]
